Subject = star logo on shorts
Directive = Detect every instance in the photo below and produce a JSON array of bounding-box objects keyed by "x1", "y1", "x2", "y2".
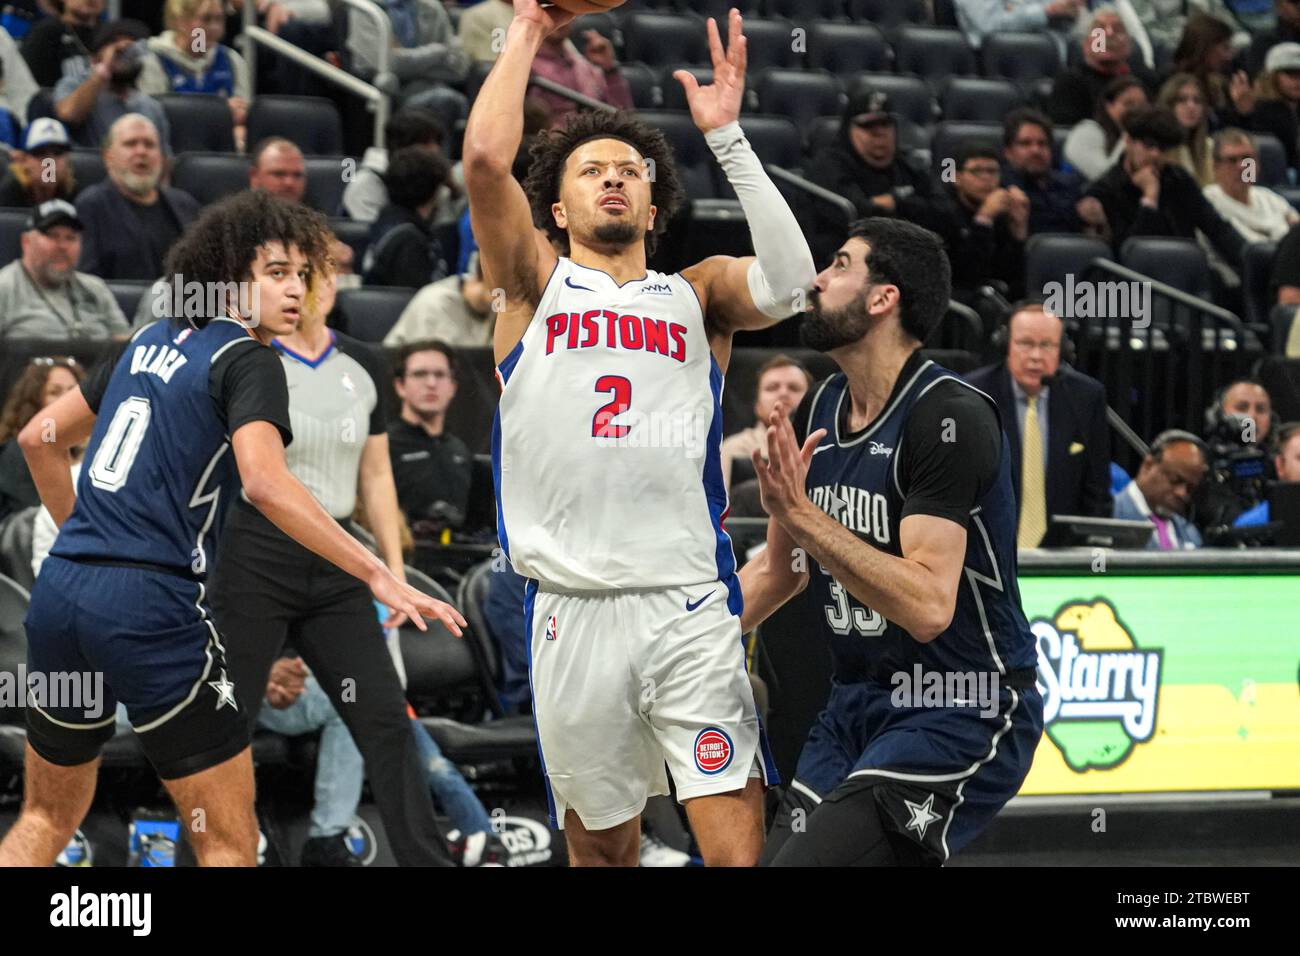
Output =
[
  {"x1": 903, "y1": 793, "x2": 942, "y2": 840},
  {"x1": 208, "y1": 670, "x2": 238, "y2": 712}
]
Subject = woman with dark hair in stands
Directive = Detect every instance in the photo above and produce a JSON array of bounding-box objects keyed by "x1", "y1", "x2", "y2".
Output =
[
  {"x1": 1159, "y1": 72, "x2": 1216, "y2": 185},
  {"x1": 0, "y1": 356, "x2": 82, "y2": 523},
  {"x1": 1170, "y1": 12, "x2": 1237, "y2": 112},
  {"x1": 1064, "y1": 75, "x2": 1150, "y2": 181}
]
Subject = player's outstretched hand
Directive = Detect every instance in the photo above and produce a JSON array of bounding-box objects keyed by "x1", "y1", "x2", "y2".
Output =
[
  {"x1": 674, "y1": 8, "x2": 747, "y2": 133},
  {"x1": 754, "y1": 405, "x2": 825, "y2": 523},
  {"x1": 368, "y1": 569, "x2": 468, "y2": 636},
  {"x1": 513, "y1": 0, "x2": 575, "y2": 34}
]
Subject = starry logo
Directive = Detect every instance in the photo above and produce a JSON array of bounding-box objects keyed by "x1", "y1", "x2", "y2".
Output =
[
  {"x1": 207, "y1": 670, "x2": 238, "y2": 711},
  {"x1": 903, "y1": 793, "x2": 942, "y2": 839}
]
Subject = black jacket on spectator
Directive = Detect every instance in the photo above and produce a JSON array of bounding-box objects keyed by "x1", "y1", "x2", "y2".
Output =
[
  {"x1": 1220, "y1": 99, "x2": 1300, "y2": 171},
  {"x1": 74, "y1": 179, "x2": 200, "y2": 280},
  {"x1": 20, "y1": 18, "x2": 95, "y2": 88},
  {"x1": 1246, "y1": 20, "x2": 1300, "y2": 78},
  {"x1": 364, "y1": 204, "x2": 449, "y2": 289},
  {"x1": 1003, "y1": 166, "x2": 1085, "y2": 234},
  {"x1": 386, "y1": 418, "x2": 471, "y2": 529},
  {"x1": 931, "y1": 183, "x2": 1026, "y2": 300},
  {"x1": 1085, "y1": 162, "x2": 1246, "y2": 269},
  {"x1": 1046, "y1": 63, "x2": 1157, "y2": 128},
  {"x1": 963, "y1": 362, "x2": 1113, "y2": 523}
]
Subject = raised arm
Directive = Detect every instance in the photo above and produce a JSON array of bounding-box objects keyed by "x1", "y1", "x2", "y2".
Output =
[
  {"x1": 677, "y1": 11, "x2": 816, "y2": 353},
  {"x1": 463, "y1": 0, "x2": 564, "y2": 321}
]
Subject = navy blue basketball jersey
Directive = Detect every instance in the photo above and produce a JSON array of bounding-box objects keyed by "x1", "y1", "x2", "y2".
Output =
[
  {"x1": 52, "y1": 317, "x2": 292, "y2": 574},
  {"x1": 801, "y1": 357, "x2": 1037, "y2": 684}
]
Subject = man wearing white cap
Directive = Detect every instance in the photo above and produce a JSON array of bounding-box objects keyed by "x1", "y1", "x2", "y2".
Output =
[
  {"x1": 0, "y1": 118, "x2": 78, "y2": 207},
  {"x1": 0, "y1": 198, "x2": 128, "y2": 340}
]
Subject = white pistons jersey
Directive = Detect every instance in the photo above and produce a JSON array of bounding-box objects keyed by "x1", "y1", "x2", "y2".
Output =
[{"x1": 493, "y1": 258, "x2": 738, "y2": 600}]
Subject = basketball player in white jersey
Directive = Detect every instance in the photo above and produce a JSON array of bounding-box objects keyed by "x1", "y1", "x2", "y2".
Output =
[{"x1": 465, "y1": 2, "x2": 815, "y2": 866}]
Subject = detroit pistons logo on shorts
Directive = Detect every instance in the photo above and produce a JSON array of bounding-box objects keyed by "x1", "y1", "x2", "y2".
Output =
[{"x1": 694, "y1": 728, "x2": 733, "y2": 775}]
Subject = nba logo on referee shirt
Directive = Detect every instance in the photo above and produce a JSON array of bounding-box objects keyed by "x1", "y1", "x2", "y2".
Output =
[
  {"x1": 694, "y1": 728, "x2": 733, "y2": 775},
  {"x1": 545, "y1": 614, "x2": 557, "y2": 641}
]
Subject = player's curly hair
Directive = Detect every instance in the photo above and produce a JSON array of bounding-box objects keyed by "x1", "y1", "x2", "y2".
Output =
[
  {"x1": 522, "y1": 110, "x2": 685, "y2": 256},
  {"x1": 163, "y1": 190, "x2": 332, "y2": 327}
]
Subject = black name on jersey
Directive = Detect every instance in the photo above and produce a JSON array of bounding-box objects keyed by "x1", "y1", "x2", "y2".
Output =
[
  {"x1": 809, "y1": 483, "x2": 892, "y2": 547},
  {"x1": 130, "y1": 344, "x2": 188, "y2": 384}
]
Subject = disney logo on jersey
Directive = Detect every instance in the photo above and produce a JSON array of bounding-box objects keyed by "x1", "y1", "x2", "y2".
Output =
[
  {"x1": 1033, "y1": 599, "x2": 1162, "y2": 772},
  {"x1": 544, "y1": 310, "x2": 688, "y2": 363},
  {"x1": 869, "y1": 441, "x2": 894, "y2": 456},
  {"x1": 809, "y1": 483, "x2": 892, "y2": 546}
]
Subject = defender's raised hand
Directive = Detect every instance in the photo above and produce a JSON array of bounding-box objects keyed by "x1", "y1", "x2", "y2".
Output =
[
  {"x1": 512, "y1": 0, "x2": 575, "y2": 34},
  {"x1": 673, "y1": 8, "x2": 747, "y2": 133}
]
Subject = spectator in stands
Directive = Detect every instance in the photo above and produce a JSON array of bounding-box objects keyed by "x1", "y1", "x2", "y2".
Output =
[
  {"x1": 138, "y1": 0, "x2": 251, "y2": 152},
  {"x1": 0, "y1": 26, "x2": 37, "y2": 128},
  {"x1": 363, "y1": 145, "x2": 452, "y2": 288},
  {"x1": 75, "y1": 112, "x2": 198, "y2": 280},
  {"x1": 1159, "y1": 73, "x2": 1216, "y2": 185},
  {"x1": 965, "y1": 302, "x2": 1113, "y2": 546},
  {"x1": 1171, "y1": 12, "x2": 1238, "y2": 111},
  {"x1": 1224, "y1": 43, "x2": 1300, "y2": 170},
  {"x1": 347, "y1": 0, "x2": 469, "y2": 133},
  {"x1": 387, "y1": 341, "x2": 472, "y2": 536},
  {"x1": 20, "y1": 0, "x2": 101, "y2": 88},
  {"x1": 719, "y1": 354, "x2": 812, "y2": 490},
  {"x1": 955, "y1": 0, "x2": 1084, "y2": 55},
  {"x1": 1202, "y1": 128, "x2": 1298, "y2": 285},
  {"x1": 0, "y1": 118, "x2": 78, "y2": 206},
  {"x1": 0, "y1": 199, "x2": 127, "y2": 340},
  {"x1": 1215, "y1": 377, "x2": 1275, "y2": 442},
  {"x1": 384, "y1": 253, "x2": 495, "y2": 348},
  {"x1": 1001, "y1": 107, "x2": 1105, "y2": 234},
  {"x1": 54, "y1": 20, "x2": 174, "y2": 153},
  {"x1": 1114, "y1": 429, "x2": 1208, "y2": 548},
  {"x1": 457, "y1": 0, "x2": 512, "y2": 63},
  {"x1": 529, "y1": 22, "x2": 631, "y2": 129},
  {"x1": 934, "y1": 145, "x2": 1030, "y2": 303},
  {"x1": 0, "y1": 356, "x2": 82, "y2": 523},
  {"x1": 1046, "y1": 6, "x2": 1156, "y2": 127},
  {"x1": 343, "y1": 107, "x2": 451, "y2": 225},
  {"x1": 1245, "y1": 0, "x2": 1300, "y2": 76},
  {"x1": 1064, "y1": 75, "x2": 1150, "y2": 181},
  {"x1": 804, "y1": 82, "x2": 944, "y2": 266},
  {"x1": 1126, "y1": 0, "x2": 1251, "y2": 59},
  {"x1": 1085, "y1": 105, "x2": 1247, "y2": 269},
  {"x1": 247, "y1": 137, "x2": 355, "y2": 275},
  {"x1": 1235, "y1": 420, "x2": 1300, "y2": 526}
]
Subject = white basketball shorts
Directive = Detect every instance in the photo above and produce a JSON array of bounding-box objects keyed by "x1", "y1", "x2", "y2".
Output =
[{"x1": 524, "y1": 578, "x2": 779, "y2": 831}]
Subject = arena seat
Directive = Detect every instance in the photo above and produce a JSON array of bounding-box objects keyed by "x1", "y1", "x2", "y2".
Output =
[
  {"x1": 1241, "y1": 240, "x2": 1279, "y2": 331},
  {"x1": 1120, "y1": 237, "x2": 1212, "y2": 302},
  {"x1": 106, "y1": 280, "x2": 154, "y2": 322},
  {"x1": 333, "y1": 286, "x2": 415, "y2": 342},
  {"x1": 158, "y1": 94, "x2": 235, "y2": 153},
  {"x1": 171, "y1": 152, "x2": 250, "y2": 207},
  {"x1": 844, "y1": 72, "x2": 937, "y2": 130},
  {"x1": 981, "y1": 32, "x2": 1062, "y2": 90},
  {"x1": 580, "y1": 10, "x2": 625, "y2": 49},
  {"x1": 621, "y1": 61, "x2": 662, "y2": 109},
  {"x1": 1253, "y1": 133, "x2": 1288, "y2": 187},
  {"x1": 733, "y1": 115, "x2": 802, "y2": 169},
  {"x1": 0, "y1": 506, "x2": 35, "y2": 590},
  {"x1": 940, "y1": 77, "x2": 1025, "y2": 123},
  {"x1": 1024, "y1": 233, "x2": 1112, "y2": 298},
  {"x1": 68, "y1": 149, "x2": 107, "y2": 189},
  {"x1": 246, "y1": 95, "x2": 343, "y2": 155},
  {"x1": 737, "y1": 18, "x2": 801, "y2": 71},
  {"x1": 806, "y1": 22, "x2": 891, "y2": 74},
  {"x1": 0, "y1": 208, "x2": 27, "y2": 266},
  {"x1": 635, "y1": 109, "x2": 717, "y2": 199},
  {"x1": 1276, "y1": 185, "x2": 1300, "y2": 209},
  {"x1": 622, "y1": 13, "x2": 710, "y2": 67},
  {"x1": 756, "y1": 69, "x2": 843, "y2": 134},
  {"x1": 767, "y1": 0, "x2": 846, "y2": 21},
  {"x1": 659, "y1": 66, "x2": 713, "y2": 112},
  {"x1": 847, "y1": 0, "x2": 927, "y2": 31},
  {"x1": 928, "y1": 121, "x2": 1004, "y2": 170},
  {"x1": 0, "y1": 573, "x2": 31, "y2": 759},
  {"x1": 304, "y1": 155, "x2": 349, "y2": 214},
  {"x1": 327, "y1": 217, "x2": 371, "y2": 269},
  {"x1": 892, "y1": 26, "x2": 978, "y2": 89},
  {"x1": 688, "y1": 0, "x2": 763, "y2": 17}
]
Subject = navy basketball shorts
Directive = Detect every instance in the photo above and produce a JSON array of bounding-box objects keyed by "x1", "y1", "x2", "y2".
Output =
[
  {"x1": 778, "y1": 678, "x2": 1044, "y2": 864},
  {"x1": 23, "y1": 556, "x2": 249, "y2": 779}
]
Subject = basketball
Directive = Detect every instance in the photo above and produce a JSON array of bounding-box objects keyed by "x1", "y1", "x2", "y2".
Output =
[{"x1": 545, "y1": 0, "x2": 627, "y2": 14}]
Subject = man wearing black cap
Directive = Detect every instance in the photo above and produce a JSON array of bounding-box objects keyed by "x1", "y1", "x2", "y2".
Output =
[
  {"x1": 51, "y1": 19, "x2": 171, "y2": 152},
  {"x1": 805, "y1": 81, "x2": 944, "y2": 267},
  {"x1": 1085, "y1": 104, "x2": 1246, "y2": 269},
  {"x1": 0, "y1": 117, "x2": 78, "y2": 207},
  {"x1": 0, "y1": 199, "x2": 128, "y2": 340}
]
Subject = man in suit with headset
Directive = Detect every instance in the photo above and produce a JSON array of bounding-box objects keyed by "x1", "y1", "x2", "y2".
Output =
[{"x1": 965, "y1": 300, "x2": 1112, "y2": 547}]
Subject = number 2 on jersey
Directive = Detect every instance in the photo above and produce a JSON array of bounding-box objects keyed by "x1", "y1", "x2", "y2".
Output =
[
  {"x1": 592, "y1": 375, "x2": 632, "y2": 439},
  {"x1": 821, "y1": 567, "x2": 886, "y2": 637}
]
